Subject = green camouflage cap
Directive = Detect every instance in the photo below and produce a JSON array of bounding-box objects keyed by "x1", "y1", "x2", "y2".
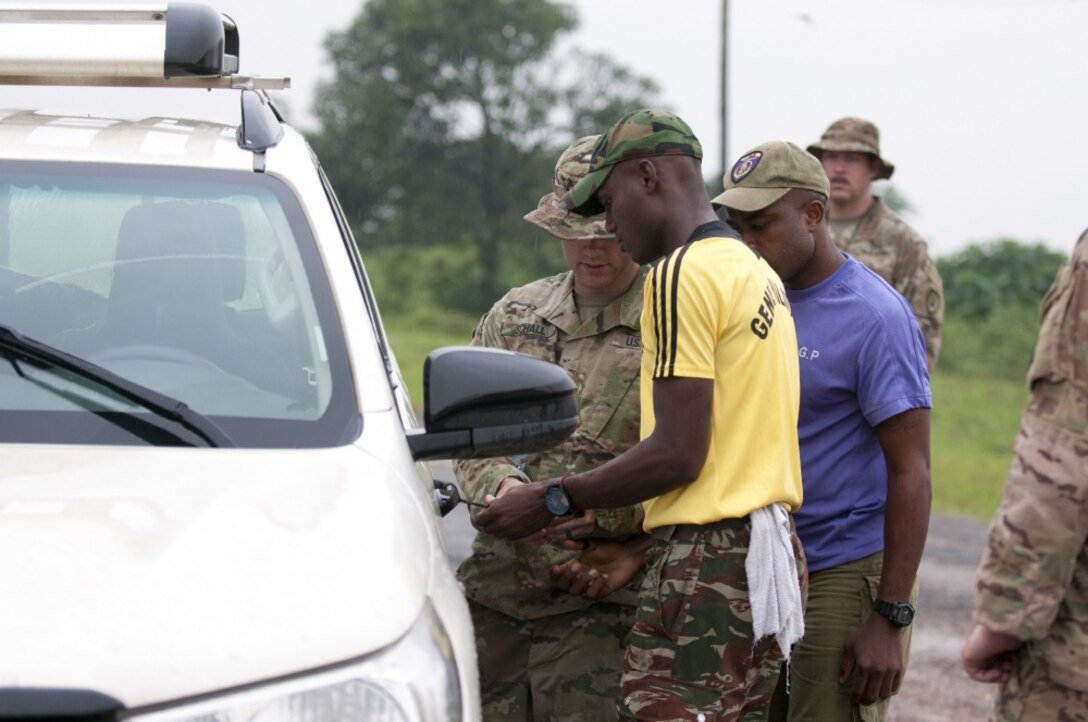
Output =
[
  {"x1": 563, "y1": 108, "x2": 702, "y2": 217},
  {"x1": 524, "y1": 135, "x2": 614, "y2": 241},
  {"x1": 806, "y1": 116, "x2": 895, "y2": 180},
  {"x1": 713, "y1": 140, "x2": 829, "y2": 212}
]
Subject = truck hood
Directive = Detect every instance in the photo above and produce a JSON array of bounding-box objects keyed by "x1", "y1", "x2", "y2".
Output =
[{"x1": 0, "y1": 443, "x2": 435, "y2": 707}]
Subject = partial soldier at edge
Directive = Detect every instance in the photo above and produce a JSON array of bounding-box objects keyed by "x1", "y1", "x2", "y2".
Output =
[{"x1": 960, "y1": 228, "x2": 1088, "y2": 721}]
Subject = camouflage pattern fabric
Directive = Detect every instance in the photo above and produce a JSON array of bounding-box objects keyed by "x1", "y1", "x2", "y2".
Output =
[
  {"x1": 973, "y1": 228, "x2": 1088, "y2": 716},
  {"x1": 456, "y1": 267, "x2": 648, "y2": 621},
  {"x1": 991, "y1": 644, "x2": 1088, "y2": 722},
  {"x1": 469, "y1": 598, "x2": 637, "y2": 722},
  {"x1": 565, "y1": 108, "x2": 702, "y2": 216},
  {"x1": 619, "y1": 518, "x2": 808, "y2": 722},
  {"x1": 456, "y1": 267, "x2": 647, "y2": 720},
  {"x1": 830, "y1": 198, "x2": 944, "y2": 370}
]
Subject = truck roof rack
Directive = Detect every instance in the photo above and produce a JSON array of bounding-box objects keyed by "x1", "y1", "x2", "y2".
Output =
[{"x1": 0, "y1": 2, "x2": 289, "y2": 90}]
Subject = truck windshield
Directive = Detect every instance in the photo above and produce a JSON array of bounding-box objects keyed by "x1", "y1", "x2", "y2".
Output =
[{"x1": 0, "y1": 161, "x2": 359, "y2": 448}]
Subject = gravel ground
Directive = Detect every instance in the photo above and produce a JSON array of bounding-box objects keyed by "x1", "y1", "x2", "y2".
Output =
[
  {"x1": 890, "y1": 514, "x2": 996, "y2": 721},
  {"x1": 439, "y1": 492, "x2": 998, "y2": 721}
]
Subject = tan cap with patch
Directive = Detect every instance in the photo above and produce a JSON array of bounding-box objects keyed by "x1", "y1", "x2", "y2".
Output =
[{"x1": 712, "y1": 140, "x2": 829, "y2": 212}]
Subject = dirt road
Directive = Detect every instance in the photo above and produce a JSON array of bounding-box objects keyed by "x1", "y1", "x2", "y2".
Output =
[{"x1": 440, "y1": 503, "x2": 998, "y2": 720}]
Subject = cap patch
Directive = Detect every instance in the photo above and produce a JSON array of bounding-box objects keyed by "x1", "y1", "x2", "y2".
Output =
[{"x1": 731, "y1": 151, "x2": 762, "y2": 183}]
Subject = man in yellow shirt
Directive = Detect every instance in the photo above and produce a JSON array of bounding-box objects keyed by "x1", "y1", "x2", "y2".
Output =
[{"x1": 477, "y1": 109, "x2": 806, "y2": 722}]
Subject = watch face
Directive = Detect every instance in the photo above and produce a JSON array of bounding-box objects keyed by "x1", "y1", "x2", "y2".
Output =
[
  {"x1": 545, "y1": 485, "x2": 572, "y2": 516},
  {"x1": 875, "y1": 600, "x2": 915, "y2": 627}
]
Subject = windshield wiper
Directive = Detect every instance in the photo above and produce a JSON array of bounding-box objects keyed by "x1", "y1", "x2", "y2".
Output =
[{"x1": 0, "y1": 323, "x2": 235, "y2": 448}]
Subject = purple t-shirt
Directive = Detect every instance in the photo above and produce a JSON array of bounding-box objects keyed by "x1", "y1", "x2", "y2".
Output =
[{"x1": 788, "y1": 255, "x2": 931, "y2": 573}]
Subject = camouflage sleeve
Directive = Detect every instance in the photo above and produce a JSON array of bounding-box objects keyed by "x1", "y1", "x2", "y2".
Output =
[
  {"x1": 974, "y1": 231, "x2": 1088, "y2": 640},
  {"x1": 973, "y1": 413, "x2": 1088, "y2": 641},
  {"x1": 891, "y1": 237, "x2": 944, "y2": 371},
  {"x1": 909, "y1": 254, "x2": 943, "y2": 371},
  {"x1": 452, "y1": 304, "x2": 531, "y2": 505}
]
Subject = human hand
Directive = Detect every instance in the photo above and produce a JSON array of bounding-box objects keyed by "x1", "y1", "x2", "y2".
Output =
[
  {"x1": 475, "y1": 480, "x2": 553, "y2": 540},
  {"x1": 492, "y1": 476, "x2": 525, "y2": 499},
  {"x1": 542, "y1": 509, "x2": 597, "y2": 545},
  {"x1": 551, "y1": 537, "x2": 648, "y2": 600},
  {"x1": 840, "y1": 615, "x2": 904, "y2": 705},
  {"x1": 961, "y1": 623, "x2": 1022, "y2": 684}
]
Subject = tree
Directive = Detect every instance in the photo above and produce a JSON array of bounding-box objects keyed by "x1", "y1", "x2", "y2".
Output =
[
  {"x1": 309, "y1": 0, "x2": 658, "y2": 312},
  {"x1": 937, "y1": 239, "x2": 1067, "y2": 320}
]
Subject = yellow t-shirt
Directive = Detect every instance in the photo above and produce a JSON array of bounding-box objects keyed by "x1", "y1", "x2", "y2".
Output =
[{"x1": 640, "y1": 230, "x2": 803, "y2": 529}]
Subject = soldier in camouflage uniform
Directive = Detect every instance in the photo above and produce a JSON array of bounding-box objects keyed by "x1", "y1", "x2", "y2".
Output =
[
  {"x1": 961, "y1": 229, "x2": 1088, "y2": 721},
  {"x1": 807, "y1": 117, "x2": 944, "y2": 370},
  {"x1": 455, "y1": 135, "x2": 647, "y2": 721}
]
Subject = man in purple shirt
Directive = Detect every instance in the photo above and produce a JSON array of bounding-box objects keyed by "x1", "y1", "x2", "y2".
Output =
[{"x1": 717, "y1": 140, "x2": 932, "y2": 721}]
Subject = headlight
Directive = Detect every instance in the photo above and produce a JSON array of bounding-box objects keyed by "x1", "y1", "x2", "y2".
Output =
[{"x1": 131, "y1": 601, "x2": 461, "y2": 722}]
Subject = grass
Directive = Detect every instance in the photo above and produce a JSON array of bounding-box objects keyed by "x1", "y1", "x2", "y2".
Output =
[
  {"x1": 383, "y1": 311, "x2": 477, "y2": 405},
  {"x1": 930, "y1": 370, "x2": 1025, "y2": 520},
  {"x1": 383, "y1": 312, "x2": 1024, "y2": 522}
]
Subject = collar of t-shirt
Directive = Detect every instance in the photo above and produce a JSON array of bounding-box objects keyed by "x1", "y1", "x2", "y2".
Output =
[{"x1": 686, "y1": 219, "x2": 741, "y2": 244}]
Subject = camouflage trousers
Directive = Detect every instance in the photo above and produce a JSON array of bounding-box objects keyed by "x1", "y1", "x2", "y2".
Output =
[
  {"x1": 620, "y1": 517, "x2": 807, "y2": 722},
  {"x1": 991, "y1": 646, "x2": 1088, "y2": 722},
  {"x1": 468, "y1": 598, "x2": 636, "y2": 722}
]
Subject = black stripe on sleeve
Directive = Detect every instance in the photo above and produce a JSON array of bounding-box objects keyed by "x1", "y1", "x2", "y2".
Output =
[
  {"x1": 665, "y1": 243, "x2": 693, "y2": 376},
  {"x1": 653, "y1": 256, "x2": 669, "y2": 377}
]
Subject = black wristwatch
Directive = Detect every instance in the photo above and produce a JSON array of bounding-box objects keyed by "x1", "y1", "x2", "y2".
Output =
[
  {"x1": 872, "y1": 599, "x2": 915, "y2": 627},
  {"x1": 544, "y1": 477, "x2": 575, "y2": 517}
]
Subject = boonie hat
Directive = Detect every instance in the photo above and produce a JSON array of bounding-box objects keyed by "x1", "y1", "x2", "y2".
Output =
[
  {"x1": 563, "y1": 108, "x2": 702, "y2": 217},
  {"x1": 806, "y1": 117, "x2": 895, "y2": 180},
  {"x1": 713, "y1": 140, "x2": 829, "y2": 212},
  {"x1": 523, "y1": 135, "x2": 613, "y2": 241}
]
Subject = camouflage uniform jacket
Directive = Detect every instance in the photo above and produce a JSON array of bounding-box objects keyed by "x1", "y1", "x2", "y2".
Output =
[
  {"x1": 455, "y1": 268, "x2": 647, "y2": 620},
  {"x1": 973, "y1": 229, "x2": 1088, "y2": 693},
  {"x1": 832, "y1": 198, "x2": 944, "y2": 369}
]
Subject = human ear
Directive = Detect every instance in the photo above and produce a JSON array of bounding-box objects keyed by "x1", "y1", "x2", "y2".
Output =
[
  {"x1": 635, "y1": 158, "x2": 658, "y2": 191},
  {"x1": 804, "y1": 199, "x2": 825, "y2": 230}
]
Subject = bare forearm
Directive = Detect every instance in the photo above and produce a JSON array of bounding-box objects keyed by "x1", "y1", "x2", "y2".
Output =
[
  {"x1": 565, "y1": 431, "x2": 702, "y2": 510},
  {"x1": 879, "y1": 468, "x2": 931, "y2": 600},
  {"x1": 565, "y1": 376, "x2": 711, "y2": 510},
  {"x1": 875, "y1": 407, "x2": 932, "y2": 600}
]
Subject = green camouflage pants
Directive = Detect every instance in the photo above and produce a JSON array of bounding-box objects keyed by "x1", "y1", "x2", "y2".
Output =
[
  {"x1": 620, "y1": 517, "x2": 807, "y2": 722},
  {"x1": 469, "y1": 598, "x2": 636, "y2": 722},
  {"x1": 991, "y1": 646, "x2": 1088, "y2": 722}
]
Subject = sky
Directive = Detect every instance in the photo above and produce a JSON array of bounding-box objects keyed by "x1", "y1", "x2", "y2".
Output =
[{"x1": 6, "y1": 0, "x2": 1086, "y2": 258}]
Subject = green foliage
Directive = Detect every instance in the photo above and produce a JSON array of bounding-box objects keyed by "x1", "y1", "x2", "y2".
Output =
[
  {"x1": 930, "y1": 370, "x2": 1025, "y2": 519},
  {"x1": 937, "y1": 304, "x2": 1041, "y2": 382},
  {"x1": 383, "y1": 309, "x2": 478, "y2": 405},
  {"x1": 309, "y1": 0, "x2": 658, "y2": 314},
  {"x1": 361, "y1": 240, "x2": 484, "y2": 316},
  {"x1": 937, "y1": 239, "x2": 1066, "y2": 320}
]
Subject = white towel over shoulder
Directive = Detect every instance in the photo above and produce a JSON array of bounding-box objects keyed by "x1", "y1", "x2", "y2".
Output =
[{"x1": 746, "y1": 502, "x2": 804, "y2": 662}]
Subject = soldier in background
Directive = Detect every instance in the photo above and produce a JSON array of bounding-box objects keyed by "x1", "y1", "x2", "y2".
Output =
[
  {"x1": 807, "y1": 117, "x2": 944, "y2": 370},
  {"x1": 961, "y1": 229, "x2": 1088, "y2": 721},
  {"x1": 455, "y1": 135, "x2": 647, "y2": 721}
]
